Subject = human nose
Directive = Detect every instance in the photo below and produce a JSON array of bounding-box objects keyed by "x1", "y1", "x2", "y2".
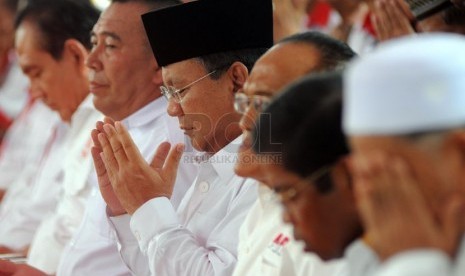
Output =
[
  {"x1": 29, "y1": 82, "x2": 44, "y2": 100},
  {"x1": 166, "y1": 99, "x2": 183, "y2": 117},
  {"x1": 86, "y1": 46, "x2": 102, "y2": 71},
  {"x1": 239, "y1": 105, "x2": 257, "y2": 132}
]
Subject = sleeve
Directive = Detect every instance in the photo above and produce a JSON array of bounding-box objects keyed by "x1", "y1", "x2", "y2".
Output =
[
  {"x1": 110, "y1": 214, "x2": 151, "y2": 276},
  {"x1": 113, "y1": 182, "x2": 256, "y2": 276},
  {"x1": 0, "y1": 175, "x2": 61, "y2": 250},
  {"x1": 374, "y1": 250, "x2": 452, "y2": 276}
]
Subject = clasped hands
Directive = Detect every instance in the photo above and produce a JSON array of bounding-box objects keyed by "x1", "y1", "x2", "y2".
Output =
[{"x1": 90, "y1": 117, "x2": 185, "y2": 216}]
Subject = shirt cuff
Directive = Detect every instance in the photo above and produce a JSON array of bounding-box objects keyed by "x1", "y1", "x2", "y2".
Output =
[
  {"x1": 377, "y1": 249, "x2": 452, "y2": 276},
  {"x1": 108, "y1": 212, "x2": 137, "y2": 244},
  {"x1": 129, "y1": 197, "x2": 181, "y2": 252}
]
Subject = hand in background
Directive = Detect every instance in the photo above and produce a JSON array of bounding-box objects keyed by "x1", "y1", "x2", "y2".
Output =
[
  {"x1": 371, "y1": 0, "x2": 416, "y2": 42},
  {"x1": 352, "y1": 152, "x2": 465, "y2": 260}
]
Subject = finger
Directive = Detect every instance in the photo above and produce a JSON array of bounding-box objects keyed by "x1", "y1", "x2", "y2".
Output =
[
  {"x1": 96, "y1": 120, "x2": 104, "y2": 133},
  {"x1": 91, "y1": 146, "x2": 107, "y2": 179},
  {"x1": 353, "y1": 173, "x2": 380, "y2": 232},
  {"x1": 114, "y1": 121, "x2": 144, "y2": 162},
  {"x1": 397, "y1": 0, "x2": 415, "y2": 21},
  {"x1": 149, "y1": 141, "x2": 171, "y2": 170},
  {"x1": 162, "y1": 143, "x2": 185, "y2": 182},
  {"x1": 100, "y1": 152, "x2": 117, "y2": 186},
  {"x1": 374, "y1": 0, "x2": 389, "y2": 40},
  {"x1": 91, "y1": 129, "x2": 102, "y2": 149},
  {"x1": 385, "y1": 0, "x2": 413, "y2": 32},
  {"x1": 103, "y1": 123, "x2": 128, "y2": 163},
  {"x1": 104, "y1": 116, "x2": 115, "y2": 126},
  {"x1": 439, "y1": 195, "x2": 465, "y2": 255},
  {"x1": 98, "y1": 132, "x2": 120, "y2": 175}
]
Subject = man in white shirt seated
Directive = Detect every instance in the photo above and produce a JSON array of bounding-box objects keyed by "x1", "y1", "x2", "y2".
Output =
[
  {"x1": 232, "y1": 31, "x2": 355, "y2": 276},
  {"x1": 343, "y1": 33, "x2": 465, "y2": 276},
  {"x1": 0, "y1": 0, "x2": 101, "y2": 263},
  {"x1": 92, "y1": 0, "x2": 272, "y2": 275}
]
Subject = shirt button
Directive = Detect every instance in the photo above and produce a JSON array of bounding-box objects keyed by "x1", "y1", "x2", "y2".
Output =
[{"x1": 198, "y1": 181, "x2": 209, "y2": 193}]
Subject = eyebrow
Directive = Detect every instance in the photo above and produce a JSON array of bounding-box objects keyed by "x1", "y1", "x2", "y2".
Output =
[{"x1": 90, "y1": 30, "x2": 122, "y2": 42}]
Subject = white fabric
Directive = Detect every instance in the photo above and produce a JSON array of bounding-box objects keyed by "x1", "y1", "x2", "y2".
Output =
[
  {"x1": 233, "y1": 183, "x2": 347, "y2": 276},
  {"x1": 0, "y1": 100, "x2": 59, "y2": 190},
  {"x1": 26, "y1": 96, "x2": 103, "y2": 274},
  {"x1": 344, "y1": 239, "x2": 380, "y2": 276},
  {"x1": 344, "y1": 33, "x2": 465, "y2": 136},
  {"x1": 110, "y1": 136, "x2": 257, "y2": 276},
  {"x1": 0, "y1": 96, "x2": 98, "y2": 251},
  {"x1": 366, "y1": 237, "x2": 465, "y2": 276},
  {"x1": 0, "y1": 53, "x2": 29, "y2": 119},
  {"x1": 56, "y1": 97, "x2": 197, "y2": 276}
]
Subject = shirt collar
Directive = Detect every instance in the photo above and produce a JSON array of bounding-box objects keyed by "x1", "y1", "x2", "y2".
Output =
[
  {"x1": 122, "y1": 97, "x2": 167, "y2": 129},
  {"x1": 195, "y1": 135, "x2": 243, "y2": 183},
  {"x1": 69, "y1": 94, "x2": 101, "y2": 125}
]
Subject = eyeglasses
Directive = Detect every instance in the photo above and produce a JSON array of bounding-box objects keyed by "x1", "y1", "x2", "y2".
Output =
[
  {"x1": 273, "y1": 165, "x2": 333, "y2": 204},
  {"x1": 234, "y1": 92, "x2": 272, "y2": 114},
  {"x1": 160, "y1": 70, "x2": 216, "y2": 103}
]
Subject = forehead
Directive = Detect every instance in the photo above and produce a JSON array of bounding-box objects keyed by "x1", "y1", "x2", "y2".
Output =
[
  {"x1": 93, "y1": 2, "x2": 147, "y2": 39},
  {"x1": 243, "y1": 42, "x2": 320, "y2": 97},
  {"x1": 15, "y1": 21, "x2": 44, "y2": 57},
  {"x1": 263, "y1": 162, "x2": 302, "y2": 188},
  {"x1": 162, "y1": 59, "x2": 205, "y2": 84}
]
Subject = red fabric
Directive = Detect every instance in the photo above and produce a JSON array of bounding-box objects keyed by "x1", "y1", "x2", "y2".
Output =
[
  {"x1": 307, "y1": 3, "x2": 377, "y2": 38},
  {"x1": 362, "y1": 12, "x2": 377, "y2": 37},
  {"x1": 0, "y1": 111, "x2": 11, "y2": 130},
  {"x1": 307, "y1": 3, "x2": 332, "y2": 28}
]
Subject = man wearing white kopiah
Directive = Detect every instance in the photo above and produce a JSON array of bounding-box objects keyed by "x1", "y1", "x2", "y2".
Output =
[
  {"x1": 94, "y1": 0, "x2": 272, "y2": 275},
  {"x1": 343, "y1": 33, "x2": 465, "y2": 276}
]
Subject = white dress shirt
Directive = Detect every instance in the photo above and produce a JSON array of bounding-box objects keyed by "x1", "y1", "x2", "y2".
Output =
[
  {"x1": 109, "y1": 136, "x2": 258, "y2": 276},
  {"x1": 0, "y1": 100, "x2": 59, "y2": 190},
  {"x1": 233, "y1": 183, "x2": 347, "y2": 276},
  {"x1": 0, "y1": 52, "x2": 29, "y2": 119},
  {"x1": 0, "y1": 96, "x2": 98, "y2": 251},
  {"x1": 56, "y1": 97, "x2": 197, "y2": 276},
  {"x1": 26, "y1": 96, "x2": 103, "y2": 274}
]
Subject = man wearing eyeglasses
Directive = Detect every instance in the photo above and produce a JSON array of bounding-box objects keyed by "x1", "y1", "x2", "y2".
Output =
[
  {"x1": 92, "y1": 0, "x2": 272, "y2": 275},
  {"x1": 232, "y1": 31, "x2": 355, "y2": 276}
]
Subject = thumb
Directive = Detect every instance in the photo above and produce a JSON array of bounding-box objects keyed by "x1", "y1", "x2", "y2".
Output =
[
  {"x1": 149, "y1": 142, "x2": 171, "y2": 170},
  {"x1": 163, "y1": 143, "x2": 185, "y2": 178}
]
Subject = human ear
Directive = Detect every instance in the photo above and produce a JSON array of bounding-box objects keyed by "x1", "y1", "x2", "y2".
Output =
[
  {"x1": 64, "y1": 39, "x2": 87, "y2": 70},
  {"x1": 228, "y1": 62, "x2": 248, "y2": 93}
]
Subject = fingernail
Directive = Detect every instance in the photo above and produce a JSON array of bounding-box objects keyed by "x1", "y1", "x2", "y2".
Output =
[{"x1": 177, "y1": 144, "x2": 185, "y2": 153}]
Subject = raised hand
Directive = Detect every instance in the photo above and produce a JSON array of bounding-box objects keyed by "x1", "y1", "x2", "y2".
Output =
[
  {"x1": 272, "y1": 0, "x2": 312, "y2": 41},
  {"x1": 352, "y1": 152, "x2": 465, "y2": 260},
  {"x1": 98, "y1": 121, "x2": 184, "y2": 215},
  {"x1": 91, "y1": 118, "x2": 127, "y2": 216},
  {"x1": 371, "y1": 0, "x2": 416, "y2": 42}
]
